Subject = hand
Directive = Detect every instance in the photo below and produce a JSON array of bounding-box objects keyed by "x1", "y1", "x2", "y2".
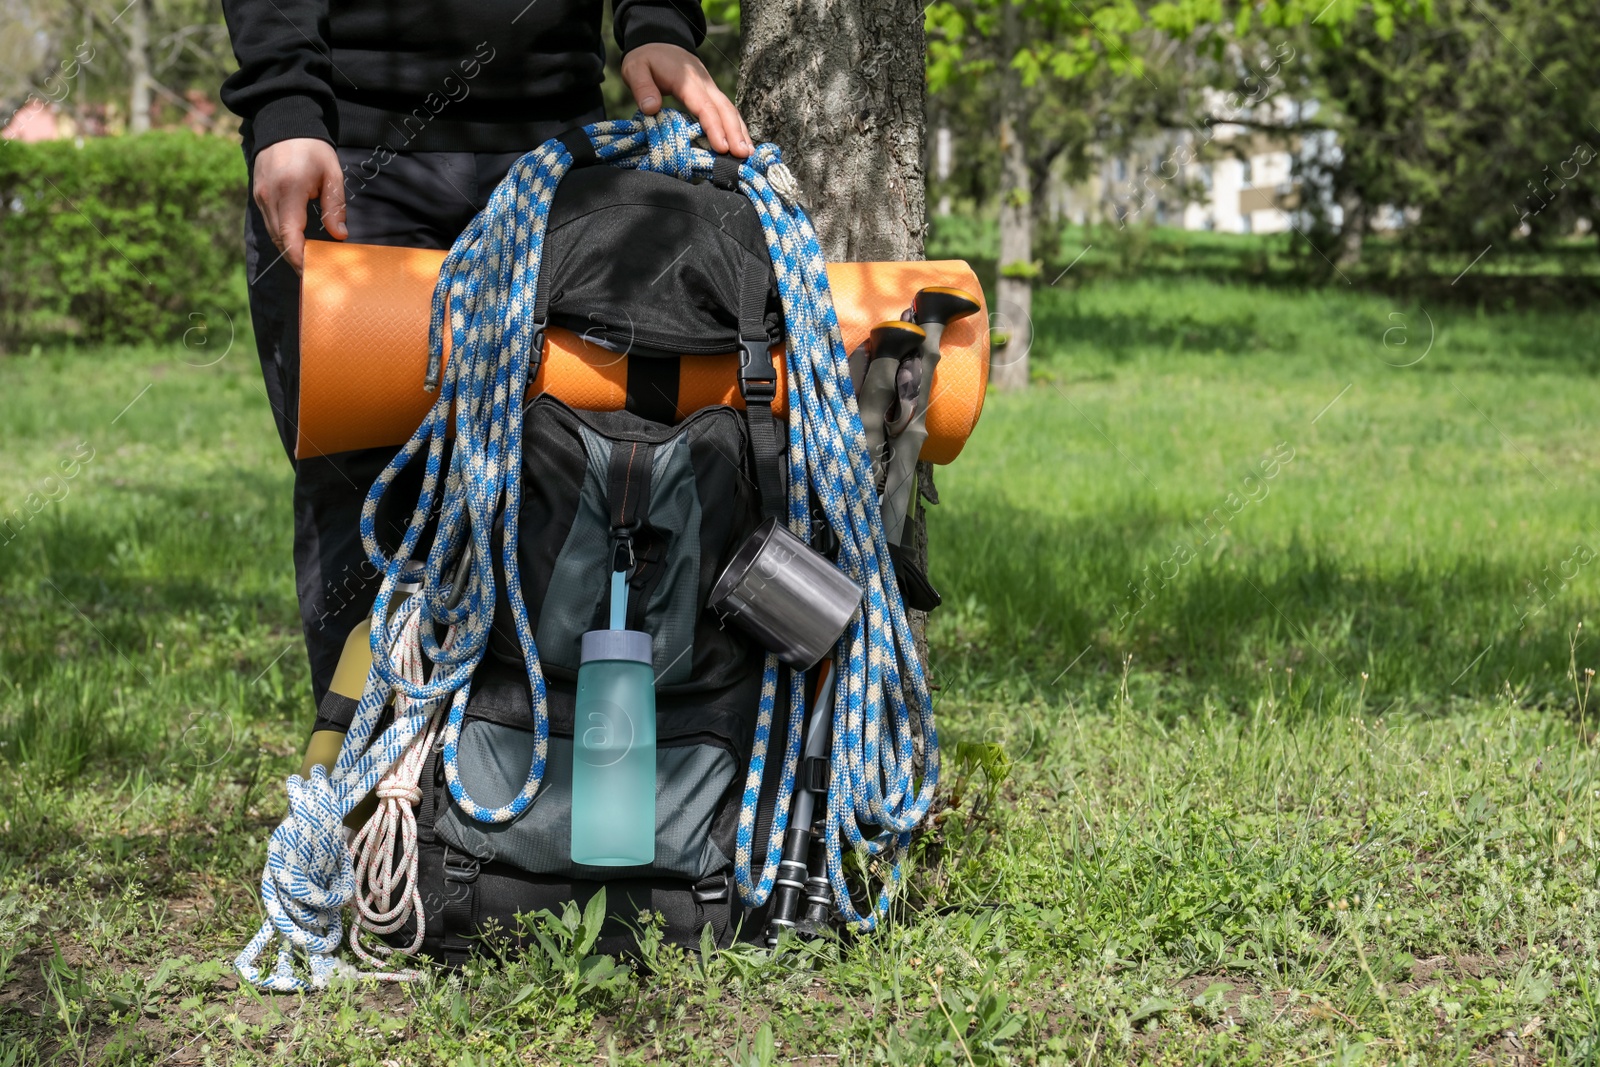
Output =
[
  {"x1": 621, "y1": 43, "x2": 753, "y2": 158},
  {"x1": 251, "y1": 137, "x2": 347, "y2": 275}
]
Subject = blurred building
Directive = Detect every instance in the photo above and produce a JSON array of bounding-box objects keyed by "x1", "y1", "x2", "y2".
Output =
[
  {"x1": 1046, "y1": 95, "x2": 1317, "y2": 235},
  {"x1": 2, "y1": 92, "x2": 224, "y2": 142},
  {"x1": 1, "y1": 99, "x2": 73, "y2": 142}
]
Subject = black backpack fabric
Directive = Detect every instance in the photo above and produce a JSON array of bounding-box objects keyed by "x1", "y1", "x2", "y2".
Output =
[
  {"x1": 533, "y1": 164, "x2": 784, "y2": 359},
  {"x1": 487, "y1": 396, "x2": 764, "y2": 694},
  {"x1": 415, "y1": 393, "x2": 766, "y2": 878}
]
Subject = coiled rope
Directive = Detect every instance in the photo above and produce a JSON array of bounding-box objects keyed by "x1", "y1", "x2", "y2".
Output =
[
  {"x1": 235, "y1": 110, "x2": 938, "y2": 989},
  {"x1": 235, "y1": 592, "x2": 453, "y2": 989},
  {"x1": 347, "y1": 606, "x2": 443, "y2": 976}
]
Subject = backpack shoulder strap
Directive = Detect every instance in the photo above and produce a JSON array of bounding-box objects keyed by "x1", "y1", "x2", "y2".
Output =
[
  {"x1": 526, "y1": 127, "x2": 604, "y2": 373},
  {"x1": 737, "y1": 256, "x2": 784, "y2": 521}
]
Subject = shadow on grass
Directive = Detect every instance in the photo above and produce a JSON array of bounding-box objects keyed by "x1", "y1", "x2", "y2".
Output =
[
  {"x1": 1017, "y1": 279, "x2": 1600, "y2": 379},
  {"x1": 1030, "y1": 301, "x2": 1304, "y2": 360},
  {"x1": 930, "y1": 495, "x2": 1590, "y2": 715},
  {"x1": 2, "y1": 470, "x2": 294, "y2": 659},
  {"x1": 0, "y1": 466, "x2": 305, "y2": 774}
]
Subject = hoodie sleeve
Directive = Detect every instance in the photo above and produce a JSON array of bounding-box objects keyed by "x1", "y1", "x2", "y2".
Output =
[
  {"x1": 219, "y1": 0, "x2": 339, "y2": 150},
  {"x1": 612, "y1": 0, "x2": 708, "y2": 55}
]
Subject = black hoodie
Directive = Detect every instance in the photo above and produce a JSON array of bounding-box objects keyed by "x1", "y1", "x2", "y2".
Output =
[{"x1": 220, "y1": 0, "x2": 706, "y2": 154}]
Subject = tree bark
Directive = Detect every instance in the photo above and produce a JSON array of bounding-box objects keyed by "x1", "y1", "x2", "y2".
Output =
[
  {"x1": 736, "y1": 0, "x2": 926, "y2": 262},
  {"x1": 989, "y1": 0, "x2": 1032, "y2": 392},
  {"x1": 736, "y1": 0, "x2": 934, "y2": 667},
  {"x1": 126, "y1": 0, "x2": 153, "y2": 133}
]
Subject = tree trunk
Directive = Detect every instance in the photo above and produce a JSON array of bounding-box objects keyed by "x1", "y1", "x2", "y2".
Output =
[
  {"x1": 1335, "y1": 186, "x2": 1366, "y2": 268},
  {"x1": 935, "y1": 125, "x2": 953, "y2": 217},
  {"x1": 126, "y1": 0, "x2": 153, "y2": 133},
  {"x1": 736, "y1": 0, "x2": 926, "y2": 262},
  {"x1": 989, "y1": 0, "x2": 1032, "y2": 392},
  {"x1": 736, "y1": 0, "x2": 934, "y2": 667}
]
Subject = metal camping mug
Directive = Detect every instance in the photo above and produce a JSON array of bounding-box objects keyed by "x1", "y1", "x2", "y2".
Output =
[{"x1": 709, "y1": 517, "x2": 864, "y2": 669}]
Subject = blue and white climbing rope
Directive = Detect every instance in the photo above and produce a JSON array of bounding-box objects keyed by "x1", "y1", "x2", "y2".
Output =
[
  {"x1": 235, "y1": 110, "x2": 939, "y2": 988},
  {"x1": 235, "y1": 594, "x2": 451, "y2": 990}
]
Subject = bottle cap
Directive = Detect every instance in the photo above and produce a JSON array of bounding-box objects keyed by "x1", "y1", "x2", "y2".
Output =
[{"x1": 580, "y1": 628, "x2": 654, "y2": 665}]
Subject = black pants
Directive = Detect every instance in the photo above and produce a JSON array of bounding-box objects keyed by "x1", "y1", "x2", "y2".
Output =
[{"x1": 245, "y1": 147, "x2": 529, "y2": 709}]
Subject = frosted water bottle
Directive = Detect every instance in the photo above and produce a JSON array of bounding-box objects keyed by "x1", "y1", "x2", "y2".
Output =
[{"x1": 570, "y1": 627, "x2": 656, "y2": 866}]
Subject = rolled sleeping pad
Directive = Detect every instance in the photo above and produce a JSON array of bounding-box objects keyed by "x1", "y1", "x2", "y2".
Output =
[{"x1": 295, "y1": 241, "x2": 990, "y2": 463}]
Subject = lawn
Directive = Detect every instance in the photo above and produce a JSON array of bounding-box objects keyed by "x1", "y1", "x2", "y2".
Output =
[{"x1": 3, "y1": 273, "x2": 1600, "y2": 1065}]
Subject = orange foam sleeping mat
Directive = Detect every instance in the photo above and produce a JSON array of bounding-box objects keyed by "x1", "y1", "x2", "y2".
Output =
[{"x1": 296, "y1": 240, "x2": 990, "y2": 464}]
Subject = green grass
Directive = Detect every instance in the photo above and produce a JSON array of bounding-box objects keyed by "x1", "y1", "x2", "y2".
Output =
[
  {"x1": 929, "y1": 213, "x2": 1600, "y2": 308},
  {"x1": 940, "y1": 275, "x2": 1600, "y2": 711},
  {"x1": 4, "y1": 274, "x2": 1600, "y2": 1064}
]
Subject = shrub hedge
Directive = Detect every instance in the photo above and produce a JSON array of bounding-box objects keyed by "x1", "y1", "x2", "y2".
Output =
[{"x1": 0, "y1": 132, "x2": 247, "y2": 348}]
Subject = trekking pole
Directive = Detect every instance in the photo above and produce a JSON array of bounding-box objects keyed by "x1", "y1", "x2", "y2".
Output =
[
  {"x1": 764, "y1": 660, "x2": 837, "y2": 946},
  {"x1": 882, "y1": 287, "x2": 982, "y2": 552},
  {"x1": 794, "y1": 788, "x2": 836, "y2": 936}
]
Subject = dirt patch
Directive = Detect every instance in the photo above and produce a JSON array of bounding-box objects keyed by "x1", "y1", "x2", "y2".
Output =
[{"x1": 1407, "y1": 946, "x2": 1523, "y2": 988}]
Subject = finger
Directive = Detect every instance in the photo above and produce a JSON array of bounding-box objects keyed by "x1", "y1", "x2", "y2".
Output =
[
  {"x1": 686, "y1": 85, "x2": 730, "y2": 153},
  {"x1": 254, "y1": 183, "x2": 285, "y2": 254},
  {"x1": 277, "y1": 197, "x2": 309, "y2": 275},
  {"x1": 622, "y1": 57, "x2": 662, "y2": 115},
  {"x1": 722, "y1": 97, "x2": 753, "y2": 158},
  {"x1": 319, "y1": 161, "x2": 348, "y2": 240}
]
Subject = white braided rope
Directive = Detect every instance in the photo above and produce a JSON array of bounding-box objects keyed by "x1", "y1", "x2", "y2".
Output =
[{"x1": 348, "y1": 607, "x2": 443, "y2": 978}]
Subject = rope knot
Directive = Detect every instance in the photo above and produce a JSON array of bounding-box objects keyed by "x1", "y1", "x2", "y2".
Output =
[
  {"x1": 274, "y1": 769, "x2": 358, "y2": 912},
  {"x1": 377, "y1": 782, "x2": 423, "y2": 806},
  {"x1": 765, "y1": 162, "x2": 803, "y2": 206},
  {"x1": 744, "y1": 145, "x2": 804, "y2": 208},
  {"x1": 749, "y1": 142, "x2": 784, "y2": 170}
]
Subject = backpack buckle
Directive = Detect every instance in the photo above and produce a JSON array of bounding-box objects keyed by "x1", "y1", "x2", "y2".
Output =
[
  {"x1": 528, "y1": 320, "x2": 548, "y2": 381},
  {"x1": 739, "y1": 338, "x2": 777, "y2": 404},
  {"x1": 611, "y1": 527, "x2": 637, "y2": 572},
  {"x1": 801, "y1": 755, "x2": 830, "y2": 794},
  {"x1": 692, "y1": 871, "x2": 730, "y2": 905},
  {"x1": 442, "y1": 846, "x2": 481, "y2": 884}
]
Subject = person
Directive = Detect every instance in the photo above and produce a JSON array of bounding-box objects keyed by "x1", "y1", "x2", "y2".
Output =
[{"x1": 219, "y1": 0, "x2": 751, "y2": 713}]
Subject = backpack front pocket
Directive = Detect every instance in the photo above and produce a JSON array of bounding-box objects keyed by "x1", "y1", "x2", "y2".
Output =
[{"x1": 492, "y1": 395, "x2": 763, "y2": 693}]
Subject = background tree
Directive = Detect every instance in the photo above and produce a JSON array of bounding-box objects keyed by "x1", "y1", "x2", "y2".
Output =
[
  {"x1": 2, "y1": 0, "x2": 233, "y2": 135},
  {"x1": 1299, "y1": 0, "x2": 1597, "y2": 261},
  {"x1": 927, "y1": 0, "x2": 1209, "y2": 391},
  {"x1": 1202, "y1": 0, "x2": 1596, "y2": 268},
  {"x1": 0, "y1": 0, "x2": 60, "y2": 123}
]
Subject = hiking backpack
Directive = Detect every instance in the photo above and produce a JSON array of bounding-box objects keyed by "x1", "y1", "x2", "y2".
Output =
[
  {"x1": 321, "y1": 159, "x2": 800, "y2": 961},
  {"x1": 236, "y1": 114, "x2": 953, "y2": 992}
]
